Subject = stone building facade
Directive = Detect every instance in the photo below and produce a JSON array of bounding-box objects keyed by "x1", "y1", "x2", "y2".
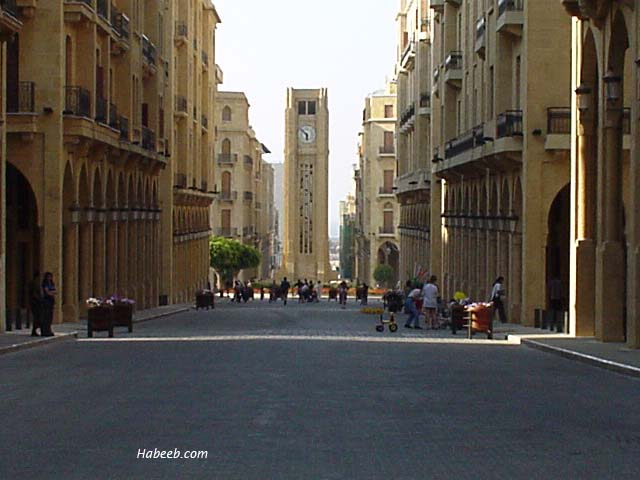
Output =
[
  {"x1": 561, "y1": 0, "x2": 639, "y2": 347},
  {"x1": 354, "y1": 83, "x2": 400, "y2": 287},
  {"x1": 211, "y1": 91, "x2": 275, "y2": 283},
  {"x1": 430, "y1": 0, "x2": 573, "y2": 324},
  {"x1": 282, "y1": 88, "x2": 331, "y2": 282},
  {"x1": 2, "y1": 0, "x2": 220, "y2": 331},
  {"x1": 395, "y1": 0, "x2": 436, "y2": 284}
]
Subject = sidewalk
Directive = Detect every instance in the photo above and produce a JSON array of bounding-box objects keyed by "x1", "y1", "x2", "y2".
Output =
[
  {"x1": 497, "y1": 322, "x2": 640, "y2": 378},
  {"x1": 0, "y1": 303, "x2": 191, "y2": 356}
]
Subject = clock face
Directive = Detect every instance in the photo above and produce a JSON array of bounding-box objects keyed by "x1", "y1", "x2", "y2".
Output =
[{"x1": 298, "y1": 125, "x2": 316, "y2": 144}]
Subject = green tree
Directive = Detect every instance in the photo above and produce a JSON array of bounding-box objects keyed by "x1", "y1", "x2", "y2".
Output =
[
  {"x1": 373, "y1": 264, "x2": 395, "y2": 288},
  {"x1": 209, "y1": 237, "x2": 261, "y2": 287}
]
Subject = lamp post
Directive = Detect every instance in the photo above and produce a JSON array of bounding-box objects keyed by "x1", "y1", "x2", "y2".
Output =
[
  {"x1": 575, "y1": 83, "x2": 592, "y2": 114},
  {"x1": 603, "y1": 69, "x2": 622, "y2": 106}
]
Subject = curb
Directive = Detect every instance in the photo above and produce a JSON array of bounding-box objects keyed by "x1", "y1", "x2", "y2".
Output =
[
  {"x1": 133, "y1": 306, "x2": 191, "y2": 325},
  {"x1": 521, "y1": 338, "x2": 640, "y2": 379},
  {"x1": 0, "y1": 332, "x2": 78, "y2": 357}
]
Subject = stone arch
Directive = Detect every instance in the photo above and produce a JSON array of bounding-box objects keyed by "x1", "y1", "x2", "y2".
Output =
[
  {"x1": 127, "y1": 175, "x2": 135, "y2": 208},
  {"x1": 92, "y1": 168, "x2": 103, "y2": 208},
  {"x1": 221, "y1": 138, "x2": 231, "y2": 154},
  {"x1": 500, "y1": 178, "x2": 510, "y2": 217},
  {"x1": 105, "y1": 170, "x2": 116, "y2": 209},
  {"x1": 222, "y1": 105, "x2": 232, "y2": 122},
  {"x1": 489, "y1": 181, "x2": 498, "y2": 217},
  {"x1": 78, "y1": 164, "x2": 90, "y2": 207},
  {"x1": 117, "y1": 172, "x2": 126, "y2": 208},
  {"x1": 479, "y1": 183, "x2": 487, "y2": 216}
]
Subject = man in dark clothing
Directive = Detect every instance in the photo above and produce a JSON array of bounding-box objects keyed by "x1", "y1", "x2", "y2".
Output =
[
  {"x1": 28, "y1": 272, "x2": 42, "y2": 336},
  {"x1": 280, "y1": 278, "x2": 291, "y2": 306}
]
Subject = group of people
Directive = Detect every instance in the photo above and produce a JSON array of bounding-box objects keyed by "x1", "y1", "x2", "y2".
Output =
[
  {"x1": 400, "y1": 275, "x2": 508, "y2": 329},
  {"x1": 231, "y1": 280, "x2": 255, "y2": 303},
  {"x1": 28, "y1": 271, "x2": 57, "y2": 337}
]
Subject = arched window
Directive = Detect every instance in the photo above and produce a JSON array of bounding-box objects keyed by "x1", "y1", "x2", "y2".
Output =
[
  {"x1": 222, "y1": 106, "x2": 232, "y2": 122},
  {"x1": 221, "y1": 138, "x2": 231, "y2": 154}
]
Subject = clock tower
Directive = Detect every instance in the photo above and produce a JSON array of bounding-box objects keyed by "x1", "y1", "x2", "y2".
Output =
[{"x1": 282, "y1": 88, "x2": 331, "y2": 281}]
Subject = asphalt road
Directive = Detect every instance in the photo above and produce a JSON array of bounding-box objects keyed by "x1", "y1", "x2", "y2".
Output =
[{"x1": 2, "y1": 300, "x2": 639, "y2": 479}]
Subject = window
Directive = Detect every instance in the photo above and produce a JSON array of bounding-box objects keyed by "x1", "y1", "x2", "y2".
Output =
[
  {"x1": 383, "y1": 170, "x2": 394, "y2": 193},
  {"x1": 298, "y1": 100, "x2": 317, "y2": 116},
  {"x1": 221, "y1": 138, "x2": 231, "y2": 154},
  {"x1": 384, "y1": 105, "x2": 394, "y2": 118},
  {"x1": 383, "y1": 131, "x2": 394, "y2": 153},
  {"x1": 222, "y1": 106, "x2": 232, "y2": 122},
  {"x1": 307, "y1": 101, "x2": 316, "y2": 115}
]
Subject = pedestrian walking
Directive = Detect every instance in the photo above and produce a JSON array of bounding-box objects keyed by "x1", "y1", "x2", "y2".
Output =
[
  {"x1": 40, "y1": 272, "x2": 57, "y2": 337},
  {"x1": 404, "y1": 286, "x2": 422, "y2": 329},
  {"x1": 360, "y1": 283, "x2": 369, "y2": 306},
  {"x1": 422, "y1": 275, "x2": 440, "y2": 329},
  {"x1": 316, "y1": 280, "x2": 322, "y2": 302},
  {"x1": 28, "y1": 272, "x2": 42, "y2": 336},
  {"x1": 338, "y1": 280, "x2": 348, "y2": 308},
  {"x1": 491, "y1": 276, "x2": 507, "y2": 324},
  {"x1": 280, "y1": 277, "x2": 291, "y2": 306}
]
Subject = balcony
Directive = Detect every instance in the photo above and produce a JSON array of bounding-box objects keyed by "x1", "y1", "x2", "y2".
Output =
[
  {"x1": 63, "y1": 0, "x2": 93, "y2": 24},
  {"x1": 243, "y1": 226, "x2": 255, "y2": 237},
  {"x1": 174, "y1": 95, "x2": 187, "y2": 118},
  {"x1": 215, "y1": 227, "x2": 238, "y2": 238},
  {"x1": 255, "y1": 202, "x2": 262, "y2": 210},
  {"x1": 64, "y1": 86, "x2": 91, "y2": 118},
  {"x1": 108, "y1": 103, "x2": 118, "y2": 128},
  {"x1": 378, "y1": 187, "x2": 394, "y2": 196},
  {"x1": 379, "y1": 145, "x2": 395, "y2": 156},
  {"x1": 201, "y1": 50, "x2": 209, "y2": 68},
  {"x1": 218, "y1": 191, "x2": 237, "y2": 202},
  {"x1": 400, "y1": 40, "x2": 416, "y2": 70},
  {"x1": 379, "y1": 226, "x2": 395, "y2": 236},
  {"x1": 95, "y1": 95, "x2": 107, "y2": 123},
  {"x1": 119, "y1": 115, "x2": 129, "y2": 141},
  {"x1": 112, "y1": 11, "x2": 130, "y2": 52},
  {"x1": 201, "y1": 114, "x2": 208, "y2": 131},
  {"x1": 496, "y1": 110, "x2": 523, "y2": 138},
  {"x1": 419, "y1": 93, "x2": 431, "y2": 115},
  {"x1": 174, "y1": 173, "x2": 187, "y2": 189},
  {"x1": 497, "y1": 0, "x2": 524, "y2": 36},
  {"x1": 444, "y1": 51, "x2": 462, "y2": 88},
  {"x1": 243, "y1": 191, "x2": 253, "y2": 203},
  {"x1": 243, "y1": 155, "x2": 254, "y2": 168},
  {"x1": 141, "y1": 35, "x2": 157, "y2": 76},
  {"x1": 432, "y1": 67, "x2": 440, "y2": 96},
  {"x1": 545, "y1": 107, "x2": 570, "y2": 150},
  {"x1": 475, "y1": 17, "x2": 486, "y2": 58},
  {"x1": 217, "y1": 153, "x2": 238, "y2": 165},
  {"x1": 200, "y1": 180, "x2": 208, "y2": 192},
  {"x1": 399, "y1": 103, "x2": 415, "y2": 132},
  {"x1": 1, "y1": 0, "x2": 18, "y2": 18},
  {"x1": 445, "y1": 125, "x2": 484, "y2": 160},
  {"x1": 175, "y1": 20, "x2": 187, "y2": 45},
  {"x1": 141, "y1": 126, "x2": 155, "y2": 152},
  {"x1": 7, "y1": 81, "x2": 35, "y2": 113}
]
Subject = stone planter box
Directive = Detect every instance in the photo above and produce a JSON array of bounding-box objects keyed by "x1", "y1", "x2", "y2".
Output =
[
  {"x1": 87, "y1": 306, "x2": 114, "y2": 338},
  {"x1": 195, "y1": 292, "x2": 215, "y2": 310},
  {"x1": 112, "y1": 304, "x2": 134, "y2": 332}
]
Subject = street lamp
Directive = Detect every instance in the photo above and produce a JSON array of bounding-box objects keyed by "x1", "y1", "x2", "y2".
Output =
[
  {"x1": 575, "y1": 83, "x2": 592, "y2": 113},
  {"x1": 604, "y1": 69, "x2": 622, "y2": 105}
]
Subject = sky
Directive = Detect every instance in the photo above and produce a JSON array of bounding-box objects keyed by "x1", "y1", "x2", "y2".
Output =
[{"x1": 215, "y1": 0, "x2": 398, "y2": 238}]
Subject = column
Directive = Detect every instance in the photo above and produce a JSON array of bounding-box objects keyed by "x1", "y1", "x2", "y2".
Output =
[
  {"x1": 118, "y1": 213, "x2": 129, "y2": 297},
  {"x1": 509, "y1": 233, "x2": 523, "y2": 323},
  {"x1": 595, "y1": 106, "x2": 626, "y2": 342},
  {"x1": 92, "y1": 213, "x2": 106, "y2": 298},
  {"x1": 78, "y1": 218, "x2": 93, "y2": 312},
  {"x1": 62, "y1": 221, "x2": 79, "y2": 322},
  {"x1": 106, "y1": 213, "x2": 118, "y2": 296}
]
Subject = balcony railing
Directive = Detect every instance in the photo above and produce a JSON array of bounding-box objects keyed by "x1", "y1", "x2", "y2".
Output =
[
  {"x1": 114, "y1": 12, "x2": 130, "y2": 41},
  {"x1": 379, "y1": 226, "x2": 395, "y2": 235},
  {"x1": 174, "y1": 173, "x2": 187, "y2": 189},
  {"x1": 218, "y1": 153, "x2": 238, "y2": 164},
  {"x1": 445, "y1": 125, "x2": 484, "y2": 159},
  {"x1": 215, "y1": 227, "x2": 237, "y2": 238},
  {"x1": 243, "y1": 155, "x2": 253, "y2": 167},
  {"x1": 201, "y1": 180, "x2": 208, "y2": 192},
  {"x1": 175, "y1": 95, "x2": 187, "y2": 113},
  {"x1": 243, "y1": 191, "x2": 253, "y2": 202},
  {"x1": 379, "y1": 145, "x2": 395, "y2": 155},
  {"x1": 400, "y1": 103, "x2": 415, "y2": 126},
  {"x1": 218, "y1": 191, "x2": 237, "y2": 201},
  {"x1": 175, "y1": 20, "x2": 187, "y2": 38},
  {"x1": 0, "y1": 0, "x2": 18, "y2": 17},
  {"x1": 119, "y1": 115, "x2": 129, "y2": 140},
  {"x1": 433, "y1": 67, "x2": 440, "y2": 84},
  {"x1": 444, "y1": 51, "x2": 463, "y2": 72},
  {"x1": 379, "y1": 187, "x2": 394, "y2": 195},
  {"x1": 547, "y1": 107, "x2": 571, "y2": 134},
  {"x1": 7, "y1": 81, "x2": 35, "y2": 113},
  {"x1": 243, "y1": 226, "x2": 255, "y2": 237},
  {"x1": 142, "y1": 35, "x2": 157, "y2": 65},
  {"x1": 108, "y1": 102, "x2": 118, "y2": 128},
  {"x1": 476, "y1": 16, "x2": 486, "y2": 40},
  {"x1": 496, "y1": 110, "x2": 523, "y2": 138},
  {"x1": 419, "y1": 93, "x2": 431, "y2": 109},
  {"x1": 64, "y1": 86, "x2": 91, "y2": 118},
  {"x1": 95, "y1": 95, "x2": 107, "y2": 122},
  {"x1": 498, "y1": 0, "x2": 524, "y2": 17},
  {"x1": 97, "y1": 0, "x2": 108, "y2": 21},
  {"x1": 141, "y1": 126, "x2": 155, "y2": 151}
]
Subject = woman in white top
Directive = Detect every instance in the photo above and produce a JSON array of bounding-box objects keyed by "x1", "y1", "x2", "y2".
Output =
[
  {"x1": 422, "y1": 276, "x2": 440, "y2": 329},
  {"x1": 490, "y1": 276, "x2": 507, "y2": 323}
]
